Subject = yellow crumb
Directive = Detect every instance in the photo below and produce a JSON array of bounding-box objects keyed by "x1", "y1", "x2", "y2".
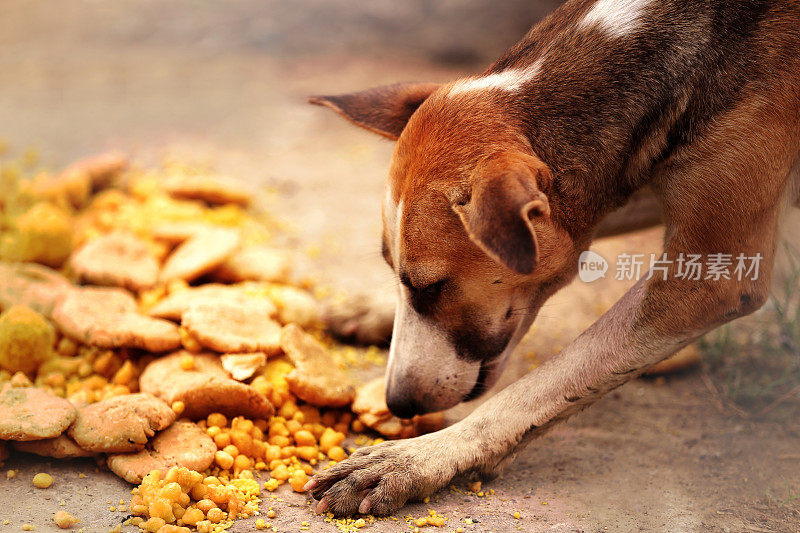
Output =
[{"x1": 32, "y1": 472, "x2": 54, "y2": 489}]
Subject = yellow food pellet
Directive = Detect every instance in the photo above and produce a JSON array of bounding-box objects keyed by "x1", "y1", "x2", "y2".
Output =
[
  {"x1": 33, "y1": 472, "x2": 54, "y2": 488},
  {"x1": 513, "y1": 511, "x2": 522, "y2": 519},
  {"x1": 7, "y1": 469, "x2": 17, "y2": 479},
  {"x1": 181, "y1": 508, "x2": 204, "y2": 527},
  {"x1": 255, "y1": 518, "x2": 267, "y2": 529},
  {"x1": 54, "y1": 511, "x2": 79, "y2": 529},
  {"x1": 428, "y1": 516, "x2": 445, "y2": 526},
  {"x1": 214, "y1": 450, "x2": 234, "y2": 470},
  {"x1": 148, "y1": 499, "x2": 174, "y2": 523},
  {"x1": 233, "y1": 454, "x2": 251, "y2": 472},
  {"x1": 414, "y1": 517, "x2": 428, "y2": 527},
  {"x1": 178, "y1": 353, "x2": 195, "y2": 370},
  {"x1": 327, "y1": 446, "x2": 347, "y2": 462},
  {"x1": 206, "y1": 507, "x2": 225, "y2": 524},
  {"x1": 270, "y1": 464, "x2": 290, "y2": 481},
  {"x1": 353, "y1": 518, "x2": 367, "y2": 528},
  {"x1": 21, "y1": 525, "x2": 35, "y2": 531},
  {"x1": 293, "y1": 429, "x2": 316, "y2": 447},
  {"x1": 318, "y1": 428, "x2": 345, "y2": 453},
  {"x1": 266, "y1": 509, "x2": 276, "y2": 519},
  {"x1": 159, "y1": 482, "x2": 182, "y2": 502},
  {"x1": 141, "y1": 517, "x2": 166, "y2": 532},
  {"x1": 171, "y1": 401, "x2": 185, "y2": 415},
  {"x1": 207, "y1": 413, "x2": 227, "y2": 428},
  {"x1": 196, "y1": 499, "x2": 216, "y2": 514},
  {"x1": 289, "y1": 470, "x2": 308, "y2": 492}
]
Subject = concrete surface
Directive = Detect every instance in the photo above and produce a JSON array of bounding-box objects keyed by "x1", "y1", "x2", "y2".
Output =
[{"x1": 1, "y1": 1, "x2": 799, "y2": 532}]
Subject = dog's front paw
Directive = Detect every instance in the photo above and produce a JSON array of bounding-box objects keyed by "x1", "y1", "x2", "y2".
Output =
[{"x1": 305, "y1": 436, "x2": 455, "y2": 516}]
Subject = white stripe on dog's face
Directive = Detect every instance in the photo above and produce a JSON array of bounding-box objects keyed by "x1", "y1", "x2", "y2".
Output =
[
  {"x1": 386, "y1": 289, "x2": 481, "y2": 414},
  {"x1": 579, "y1": 0, "x2": 651, "y2": 37},
  {"x1": 448, "y1": 60, "x2": 544, "y2": 96},
  {"x1": 383, "y1": 188, "x2": 402, "y2": 263}
]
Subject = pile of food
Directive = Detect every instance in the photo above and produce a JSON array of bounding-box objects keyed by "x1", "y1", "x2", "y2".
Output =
[{"x1": 0, "y1": 152, "x2": 444, "y2": 532}]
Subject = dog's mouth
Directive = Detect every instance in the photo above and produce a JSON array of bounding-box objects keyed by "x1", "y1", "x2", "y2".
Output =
[{"x1": 462, "y1": 360, "x2": 492, "y2": 402}]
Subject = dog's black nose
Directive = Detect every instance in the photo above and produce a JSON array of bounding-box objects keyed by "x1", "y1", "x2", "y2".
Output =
[{"x1": 385, "y1": 390, "x2": 422, "y2": 419}]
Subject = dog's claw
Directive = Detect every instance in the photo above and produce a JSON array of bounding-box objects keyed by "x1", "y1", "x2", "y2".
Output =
[
  {"x1": 307, "y1": 436, "x2": 458, "y2": 517},
  {"x1": 315, "y1": 496, "x2": 331, "y2": 514}
]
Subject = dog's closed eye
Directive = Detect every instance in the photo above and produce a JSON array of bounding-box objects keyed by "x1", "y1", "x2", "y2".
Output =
[{"x1": 401, "y1": 275, "x2": 447, "y2": 313}]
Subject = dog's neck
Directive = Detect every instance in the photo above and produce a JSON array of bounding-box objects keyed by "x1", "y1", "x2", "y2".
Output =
[{"x1": 478, "y1": 0, "x2": 772, "y2": 242}]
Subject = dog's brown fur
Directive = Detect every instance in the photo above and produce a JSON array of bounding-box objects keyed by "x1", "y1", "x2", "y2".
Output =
[{"x1": 307, "y1": 0, "x2": 800, "y2": 516}]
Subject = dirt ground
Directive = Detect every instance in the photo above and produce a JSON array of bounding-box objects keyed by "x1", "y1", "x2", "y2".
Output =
[{"x1": 1, "y1": 1, "x2": 799, "y2": 532}]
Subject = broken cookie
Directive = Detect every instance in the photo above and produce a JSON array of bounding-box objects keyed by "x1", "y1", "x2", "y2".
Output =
[
  {"x1": 213, "y1": 246, "x2": 292, "y2": 283},
  {"x1": 68, "y1": 392, "x2": 176, "y2": 453},
  {"x1": 220, "y1": 352, "x2": 267, "y2": 381},
  {"x1": 182, "y1": 303, "x2": 282, "y2": 355},
  {"x1": 139, "y1": 352, "x2": 274, "y2": 419},
  {"x1": 0, "y1": 384, "x2": 77, "y2": 441},
  {"x1": 107, "y1": 420, "x2": 215, "y2": 484},
  {"x1": 159, "y1": 227, "x2": 241, "y2": 283},
  {"x1": 280, "y1": 324, "x2": 354, "y2": 407},
  {"x1": 251, "y1": 283, "x2": 320, "y2": 329},
  {"x1": 52, "y1": 287, "x2": 181, "y2": 352},
  {"x1": 147, "y1": 284, "x2": 276, "y2": 322},
  {"x1": 13, "y1": 433, "x2": 93, "y2": 458},
  {"x1": 352, "y1": 377, "x2": 445, "y2": 439},
  {"x1": 70, "y1": 232, "x2": 159, "y2": 291},
  {"x1": 59, "y1": 151, "x2": 128, "y2": 191},
  {"x1": 0, "y1": 262, "x2": 73, "y2": 317},
  {"x1": 162, "y1": 174, "x2": 255, "y2": 206}
]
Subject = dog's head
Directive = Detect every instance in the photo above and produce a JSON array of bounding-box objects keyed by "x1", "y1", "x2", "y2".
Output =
[{"x1": 312, "y1": 81, "x2": 578, "y2": 417}]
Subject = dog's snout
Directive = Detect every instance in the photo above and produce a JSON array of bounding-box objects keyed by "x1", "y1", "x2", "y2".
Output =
[{"x1": 385, "y1": 386, "x2": 423, "y2": 419}]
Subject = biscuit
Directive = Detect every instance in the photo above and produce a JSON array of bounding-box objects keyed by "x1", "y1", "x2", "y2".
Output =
[
  {"x1": 213, "y1": 246, "x2": 292, "y2": 283},
  {"x1": 107, "y1": 420, "x2": 215, "y2": 484},
  {"x1": 0, "y1": 384, "x2": 77, "y2": 441},
  {"x1": 0, "y1": 262, "x2": 73, "y2": 317},
  {"x1": 60, "y1": 151, "x2": 128, "y2": 190},
  {"x1": 53, "y1": 287, "x2": 181, "y2": 352},
  {"x1": 220, "y1": 352, "x2": 267, "y2": 381},
  {"x1": 280, "y1": 324, "x2": 355, "y2": 407},
  {"x1": 351, "y1": 377, "x2": 445, "y2": 439},
  {"x1": 68, "y1": 392, "x2": 176, "y2": 453},
  {"x1": 160, "y1": 227, "x2": 241, "y2": 283},
  {"x1": 162, "y1": 174, "x2": 254, "y2": 206},
  {"x1": 151, "y1": 222, "x2": 212, "y2": 244},
  {"x1": 182, "y1": 303, "x2": 282, "y2": 355},
  {"x1": 139, "y1": 352, "x2": 274, "y2": 420},
  {"x1": 147, "y1": 284, "x2": 276, "y2": 322},
  {"x1": 13, "y1": 433, "x2": 94, "y2": 458},
  {"x1": 70, "y1": 232, "x2": 159, "y2": 292}
]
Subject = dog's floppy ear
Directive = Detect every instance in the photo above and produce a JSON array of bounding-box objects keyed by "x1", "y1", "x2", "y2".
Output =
[
  {"x1": 452, "y1": 152, "x2": 551, "y2": 275},
  {"x1": 308, "y1": 82, "x2": 440, "y2": 140}
]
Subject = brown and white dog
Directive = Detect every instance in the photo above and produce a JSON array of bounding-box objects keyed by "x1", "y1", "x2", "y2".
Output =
[{"x1": 306, "y1": 0, "x2": 800, "y2": 516}]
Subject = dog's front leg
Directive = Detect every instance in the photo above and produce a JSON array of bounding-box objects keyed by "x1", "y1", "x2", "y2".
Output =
[{"x1": 307, "y1": 256, "x2": 771, "y2": 516}]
